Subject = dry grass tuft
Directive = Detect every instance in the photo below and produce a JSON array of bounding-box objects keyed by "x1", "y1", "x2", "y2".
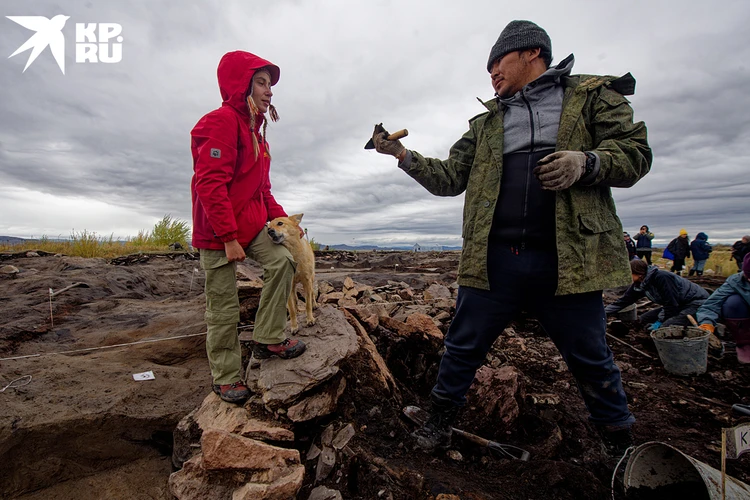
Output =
[{"x1": 0, "y1": 215, "x2": 191, "y2": 258}]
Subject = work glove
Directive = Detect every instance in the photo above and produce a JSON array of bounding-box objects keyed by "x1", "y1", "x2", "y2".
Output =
[
  {"x1": 698, "y1": 323, "x2": 715, "y2": 334},
  {"x1": 647, "y1": 321, "x2": 662, "y2": 331},
  {"x1": 533, "y1": 151, "x2": 586, "y2": 190},
  {"x1": 604, "y1": 304, "x2": 618, "y2": 315},
  {"x1": 372, "y1": 123, "x2": 406, "y2": 159}
]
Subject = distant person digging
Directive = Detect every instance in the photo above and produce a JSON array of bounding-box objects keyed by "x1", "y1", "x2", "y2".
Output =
[
  {"x1": 697, "y1": 253, "x2": 750, "y2": 364},
  {"x1": 605, "y1": 259, "x2": 709, "y2": 329}
]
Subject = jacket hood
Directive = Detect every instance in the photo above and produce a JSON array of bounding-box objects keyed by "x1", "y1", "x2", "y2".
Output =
[
  {"x1": 535, "y1": 53, "x2": 575, "y2": 85},
  {"x1": 497, "y1": 53, "x2": 574, "y2": 107},
  {"x1": 480, "y1": 54, "x2": 575, "y2": 113},
  {"x1": 217, "y1": 51, "x2": 279, "y2": 116},
  {"x1": 696, "y1": 232, "x2": 708, "y2": 241}
]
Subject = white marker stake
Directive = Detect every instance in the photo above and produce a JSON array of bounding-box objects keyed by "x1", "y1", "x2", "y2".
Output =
[
  {"x1": 722, "y1": 431, "x2": 726, "y2": 500},
  {"x1": 132, "y1": 371, "x2": 156, "y2": 381},
  {"x1": 48, "y1": 288, "x2": 54, "y2": 328},
  {"x1": 189, "y1": 267, "x2": 199, "y2": 293}
]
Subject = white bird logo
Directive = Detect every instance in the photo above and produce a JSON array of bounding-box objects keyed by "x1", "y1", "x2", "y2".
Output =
[{"x1": 7, "y1": 15, "x2": 70, "y2": 74}]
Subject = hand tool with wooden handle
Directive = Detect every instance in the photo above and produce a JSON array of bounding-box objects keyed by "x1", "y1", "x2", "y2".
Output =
[
  {"x1": 364, "y1": 124, "x2": 409, "y2": 149},
  {"x1": 403, "y1": 405, "x2": 530, "y2": 461}
]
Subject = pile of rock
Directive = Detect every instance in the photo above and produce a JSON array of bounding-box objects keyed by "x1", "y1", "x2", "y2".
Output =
[
  {"x1": 318, "y1": 277, "x2": 456, "y2": 333},
  {"x1": 169, "y1": 305, "x2": 400, "y2": 499},
  {"x1": 168, "y1": 274, "x2": 528, "y2": 498}
]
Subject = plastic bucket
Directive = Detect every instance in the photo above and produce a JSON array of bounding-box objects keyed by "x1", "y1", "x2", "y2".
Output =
[
  {"x1": 624, "y1": 441, "x2": 750, "y2": 499},
  {"x1": 650, "y1": 326, "x2": 709, "y2": 376}
]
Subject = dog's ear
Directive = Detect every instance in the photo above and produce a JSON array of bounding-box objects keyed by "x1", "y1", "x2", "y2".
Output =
[{"x1": 289, "y1": 213, "x2": 304, "y2": 225}]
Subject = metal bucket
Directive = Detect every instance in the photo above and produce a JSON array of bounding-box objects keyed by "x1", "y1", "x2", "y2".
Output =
[
  {"x1": 650, "y1": 326, "x2": 709, "y2": 376},
  {"x1": 624, "y1": 441, "x2": 750, "y2": 499},
  {"x1": 616, "y1": 304, "x2": 637, "y2": 321}
]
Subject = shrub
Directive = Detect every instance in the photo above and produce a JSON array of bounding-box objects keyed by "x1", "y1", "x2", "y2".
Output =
[
  {"x1": 151, "y1": 215, "x2": 190, "y2": 247},
  {"x1": 70, "y1": 229, "x2": 103, "y2": 258},
  {"x1": 127, "y1": 229, "x2": 152, "y2": 249}
]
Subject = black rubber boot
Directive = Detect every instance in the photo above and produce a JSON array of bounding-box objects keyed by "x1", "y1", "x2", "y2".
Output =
[
  {"x1": 688, "y1": 269, "x2": 695, "y2": 276},
  {"x1": 598, "y1": 425, "x2": 634, "y2": 460},
  {"x1": 412, "y1": 393, "x2": 459, "y2": 451}
]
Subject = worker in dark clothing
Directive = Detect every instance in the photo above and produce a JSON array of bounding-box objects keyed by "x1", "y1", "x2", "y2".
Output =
[
  {"x1": 605, "y1": 259, "x2": 709, "y2": 329},
  {"x1": 731, "y1": 236, "x2": 750, "y2": 272},
  {"x1": 624, "y1": 232, "x2": 637, "y2": 260},
  {"x1": 634, "y1": 225, "x2": 654, "y2": 264},
  {"x1": 689, "y1": 232, "x2": 712, "y2": 276},
  {"x1": 370, "y1": 20, "x2": 650, "y2": 459},
  {"x1": 667, "y1": 229, "x2": 690, "y2": 275},
  {"x1": 697, "y1": 253, "x2": 750, "y2": 364}
]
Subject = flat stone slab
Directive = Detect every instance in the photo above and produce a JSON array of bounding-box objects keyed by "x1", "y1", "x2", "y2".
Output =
[{"x1": 245, "y1": 306, "x2": 359, "y2": 408}]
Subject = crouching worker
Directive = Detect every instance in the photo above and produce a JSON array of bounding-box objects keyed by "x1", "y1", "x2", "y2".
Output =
[
  {"x1": 605, "y1": 259, "x2": 709, "y2": 329},
  {"x1": 191, "y1": 51, "x2": 306, "y2": 404},
  {"x1": 696, "y1": 253, "x2": 750, "y2": 364}
]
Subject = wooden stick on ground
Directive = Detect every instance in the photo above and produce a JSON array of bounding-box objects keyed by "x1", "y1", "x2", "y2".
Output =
[
  {"x1": 50, "y1": 282, "x2": 89, "y2": 297},
  {"x1": 606, "y1": 333, "x2": 654, "y2": 359}
]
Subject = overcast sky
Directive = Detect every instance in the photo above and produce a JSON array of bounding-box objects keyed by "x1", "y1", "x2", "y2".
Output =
[{"x1": 1, "y1": 0, "x2": 748, "y2": 247}]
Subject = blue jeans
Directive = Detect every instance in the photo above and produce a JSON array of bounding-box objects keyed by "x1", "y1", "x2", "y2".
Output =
[
  {"x1": 723, "y1": 294, "x2": 750, "y2": 319},
  {"x1": 432, "y1": 244, "x2": 635, "y2": 428}
]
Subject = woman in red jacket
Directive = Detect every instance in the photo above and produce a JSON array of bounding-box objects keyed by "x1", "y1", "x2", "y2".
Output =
[{"x1": 191, "y1": 51, "x2": 306, "y2": 404}]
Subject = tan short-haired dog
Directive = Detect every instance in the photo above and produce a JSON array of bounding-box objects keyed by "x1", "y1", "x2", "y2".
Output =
[{"x1": 267, "y1": 213, "x2": 316, "y2": 332}]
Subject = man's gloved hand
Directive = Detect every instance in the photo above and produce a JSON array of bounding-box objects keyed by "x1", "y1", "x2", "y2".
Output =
[
  {"x1": 698, "y1": 323, "x2": 715, "y2": 333},
  {"x1": 647, "y1": 321, "x2": 662, "y2": 331},
  {"x1": 533, "y1": 151, "x2": 586, "y2": 190},
  {"x1": 604, "y1": 305, "x2": 618, "y2": 315},
  {"x1": 372, "y1": 123, "x2": 406, "y2": 159}
]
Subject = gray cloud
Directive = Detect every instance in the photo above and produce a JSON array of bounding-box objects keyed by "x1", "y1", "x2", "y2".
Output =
[{"x1": 0, "y1": 0, "x2": 748, "y2": 247}]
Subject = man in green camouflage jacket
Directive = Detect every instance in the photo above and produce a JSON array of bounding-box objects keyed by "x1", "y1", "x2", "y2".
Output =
[{"x1": 371, "y1": 20, "x2": 651, "y2": 458}]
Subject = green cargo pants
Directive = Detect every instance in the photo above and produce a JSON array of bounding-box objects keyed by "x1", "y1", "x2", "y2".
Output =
[{"x1": 200, "y1": 230, "x2": 295, "y2": 385}]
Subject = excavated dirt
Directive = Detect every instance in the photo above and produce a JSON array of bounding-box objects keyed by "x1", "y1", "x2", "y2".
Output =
[{"x1": 0, "y1": 250, "x2": 748, "y2": 499}]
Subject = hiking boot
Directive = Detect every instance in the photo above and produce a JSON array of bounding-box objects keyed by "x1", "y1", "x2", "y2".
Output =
[
  {"x1": 253, "y1": 338, "x2": 307, "y2": 360},
  {"x1": 598, "y1": 426, "x2": 634, "y2": 459},
  {"x1": 212, "y1": 381, "x2": 250, "y2": 404},
  {"x1": 412, "y1": 394, "x2": 459, "y2": 452}
]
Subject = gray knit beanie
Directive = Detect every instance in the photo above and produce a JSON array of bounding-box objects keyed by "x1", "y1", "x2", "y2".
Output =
[{"x1": 487, "y1": 20, "x2": 551, "y2": 72}]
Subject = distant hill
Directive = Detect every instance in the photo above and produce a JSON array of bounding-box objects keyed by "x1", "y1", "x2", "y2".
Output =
[
  {"x1": 0, "y1": 236, "x2": 26, "y2": 244},
  {"x1": 323, "y1": 243, "x2": 462, "y2": 252}
]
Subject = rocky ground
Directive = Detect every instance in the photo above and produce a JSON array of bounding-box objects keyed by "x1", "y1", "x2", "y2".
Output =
[{"x1": 0, "y1": 250, "x2": 748, "y2": 499}]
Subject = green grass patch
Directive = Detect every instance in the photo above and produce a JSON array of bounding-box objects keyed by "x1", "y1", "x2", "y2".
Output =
[{"x1": 0, "y1": 215, "x2": 192, "y2": 258}]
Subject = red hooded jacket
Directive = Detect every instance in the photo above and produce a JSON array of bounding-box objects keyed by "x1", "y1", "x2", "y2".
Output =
[{"x1": 191, "y1": 51, "x2": 286, "y2": 250}]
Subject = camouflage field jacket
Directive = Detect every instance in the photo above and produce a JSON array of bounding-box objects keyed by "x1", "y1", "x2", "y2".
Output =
[{"x1": 399, "y1": 74, "x2": 652, "y2": 295}]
